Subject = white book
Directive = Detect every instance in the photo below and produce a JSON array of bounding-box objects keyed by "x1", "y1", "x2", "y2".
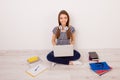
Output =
[{"x1": 26, "y1": 64, "x2": 48, "y2": 77}]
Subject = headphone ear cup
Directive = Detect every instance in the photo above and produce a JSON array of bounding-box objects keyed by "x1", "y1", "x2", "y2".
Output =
[
  {"x1": 65, "y1": 27, "x2": 68, "y2": 31},
  {"x1": 59, "y1": 26, "x2": 62, "y2": 30}
]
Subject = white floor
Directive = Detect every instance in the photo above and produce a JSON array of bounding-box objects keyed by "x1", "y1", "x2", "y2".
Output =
[{"x1": 0, "y1": 49, "x2": 120, "y2": 80}]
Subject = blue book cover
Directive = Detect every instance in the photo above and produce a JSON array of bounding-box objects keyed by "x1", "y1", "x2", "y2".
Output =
[{"x1": 89, "y1": 62, "x2": 111, "y2": 71}]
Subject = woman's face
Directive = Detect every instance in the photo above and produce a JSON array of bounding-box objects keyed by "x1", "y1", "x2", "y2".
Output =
[{"x1": 59, "y1": 14, "x2": 68, "y2": 26}]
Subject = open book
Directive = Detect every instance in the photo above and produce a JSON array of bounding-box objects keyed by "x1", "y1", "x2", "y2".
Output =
[{"x1": 26, "y1": 64, "x2": 48, "y2": 77}]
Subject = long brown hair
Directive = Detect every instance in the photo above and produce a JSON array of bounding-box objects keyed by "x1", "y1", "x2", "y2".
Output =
[{"x1": 56, "y1": 10, "x2": 72, "y2": 40}]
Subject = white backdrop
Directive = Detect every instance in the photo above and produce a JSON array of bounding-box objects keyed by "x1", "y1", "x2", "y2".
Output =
[{"x1": 0, "y1": 0, "x2": 120, "y2": 50}]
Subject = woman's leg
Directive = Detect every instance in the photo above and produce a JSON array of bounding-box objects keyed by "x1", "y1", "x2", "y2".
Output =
[
  {"x1": 47, "y1": 51, "x2": 70, "y2": 65},
  {"x1": 47, "y1": 50, "x2": 81, "y2": 65},
  {"x1": 71, "y1": 50, "x2": 81, "y2": 60},
  {"x1": 64, "y1": 50, "x2": 81, "y2": 61}
]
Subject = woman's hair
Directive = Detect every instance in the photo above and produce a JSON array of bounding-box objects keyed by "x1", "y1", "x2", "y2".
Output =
[{"x1": 56, "y1": 10, "x2": 72, "y2": 40}]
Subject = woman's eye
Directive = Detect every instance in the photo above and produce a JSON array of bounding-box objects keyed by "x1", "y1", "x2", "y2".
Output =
[
  {"x1": 60, "y1": 17, "x2": 67, "y2": 19},
  {"x1": 64, "y1": 17, "x2": 67, "y2": 19},
  {"x1": 60, "y1": 17, "x2": 63, "y2": 19}
]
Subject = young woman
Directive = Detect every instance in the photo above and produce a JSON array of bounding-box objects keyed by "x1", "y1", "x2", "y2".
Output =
[{"x1": 47, "y1": 10, "x2": 81, "y2": 65}]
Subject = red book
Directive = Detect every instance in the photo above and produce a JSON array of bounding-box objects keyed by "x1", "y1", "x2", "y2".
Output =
[{"x1": 95, "y1": 67, "x2": 112, "y2": 76}]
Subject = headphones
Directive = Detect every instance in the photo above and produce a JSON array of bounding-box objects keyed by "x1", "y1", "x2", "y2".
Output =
[{"x1": 59, "y1": 25, "x2": 68, "y2": 31}]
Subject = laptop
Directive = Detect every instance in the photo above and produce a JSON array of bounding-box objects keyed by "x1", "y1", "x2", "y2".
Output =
[{"x1": 53, "y1": 45, "x2": 74, "y2": 57}]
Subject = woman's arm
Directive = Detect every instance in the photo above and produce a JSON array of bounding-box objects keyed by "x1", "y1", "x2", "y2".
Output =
[
  {"x1": 70, "y1": 32, "x2": 75, "y2": 45},
  {"x1": 52, "y1": 34, "x2": 56, "y2": 46}
]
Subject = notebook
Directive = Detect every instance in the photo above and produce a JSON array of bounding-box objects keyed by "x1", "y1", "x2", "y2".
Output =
[
  {"x1": 95, "y1": 67, "x2": 112, "y2": 76},
  {"x1": 53, "y1": 45, "x2": 73, "y2": 57},
  {"x1": 26, "y1": 64, "x2": 48, "y2": 77},
  {"x1": 89, "y1": 62, "x2": 112, "y2": 76}
]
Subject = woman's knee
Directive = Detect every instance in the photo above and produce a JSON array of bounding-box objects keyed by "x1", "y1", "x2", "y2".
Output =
[
  {"x1": 47, "y1": 51, "x2": 54, "y2": 61},
  {"x1": 74, "y1": 50, "x2": 81, "y2": 59}
]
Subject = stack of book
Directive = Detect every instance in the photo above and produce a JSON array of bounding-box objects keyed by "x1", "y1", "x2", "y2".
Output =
[
  {"x1": 88, "y1": 52, "x2": 99, "y2": 61},
  {"x1": 89, "y1": 62, "x2": 112, "y2": 76}
]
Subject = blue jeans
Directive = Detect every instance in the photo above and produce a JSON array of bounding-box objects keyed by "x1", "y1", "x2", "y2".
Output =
[{"x1": 47, "y1": 50, "x2": 81, "y2": 65}]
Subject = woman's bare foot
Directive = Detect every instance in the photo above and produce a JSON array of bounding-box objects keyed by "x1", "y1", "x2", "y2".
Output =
[
  {"x1": 69, "y1": 61, "x2": 73, "y2": 65},
  {"x1": 69, "y1": 60, "x2": 82, "y2": 65}
]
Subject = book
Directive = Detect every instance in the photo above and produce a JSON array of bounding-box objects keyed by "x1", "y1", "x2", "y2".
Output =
[
  {"x1": 89, "y1": 62, "x2": 112, "y2": 76},
  {"x1": 88, "y1": 52, "x2": 99, "y2": 61},
  {"x1": 95, "y1": 67, "x2": 112, "y2": 76},
  {"x1": 26, "y1": 64, "x2": 48, "y2": 77},
  {"x1": 89, "y1": 62, "x2": 111, "y2": 70}
]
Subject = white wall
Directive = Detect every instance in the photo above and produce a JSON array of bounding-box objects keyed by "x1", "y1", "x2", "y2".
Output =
[{"x1": 0, "y1": 0, "x2": 120, "y2": 50}]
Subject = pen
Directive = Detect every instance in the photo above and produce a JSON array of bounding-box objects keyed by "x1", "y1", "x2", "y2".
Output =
[{"x1": 35, "y1": 66, "x2": 39, "y2": 71}]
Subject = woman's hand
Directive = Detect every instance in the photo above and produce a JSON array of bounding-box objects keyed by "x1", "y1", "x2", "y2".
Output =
[
  {"x1": 70, "y1": 41, "x2": 75, "y2": 45},
  {"x1": 53, "y1": 43, "x2": 56, "y2": 46}
]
